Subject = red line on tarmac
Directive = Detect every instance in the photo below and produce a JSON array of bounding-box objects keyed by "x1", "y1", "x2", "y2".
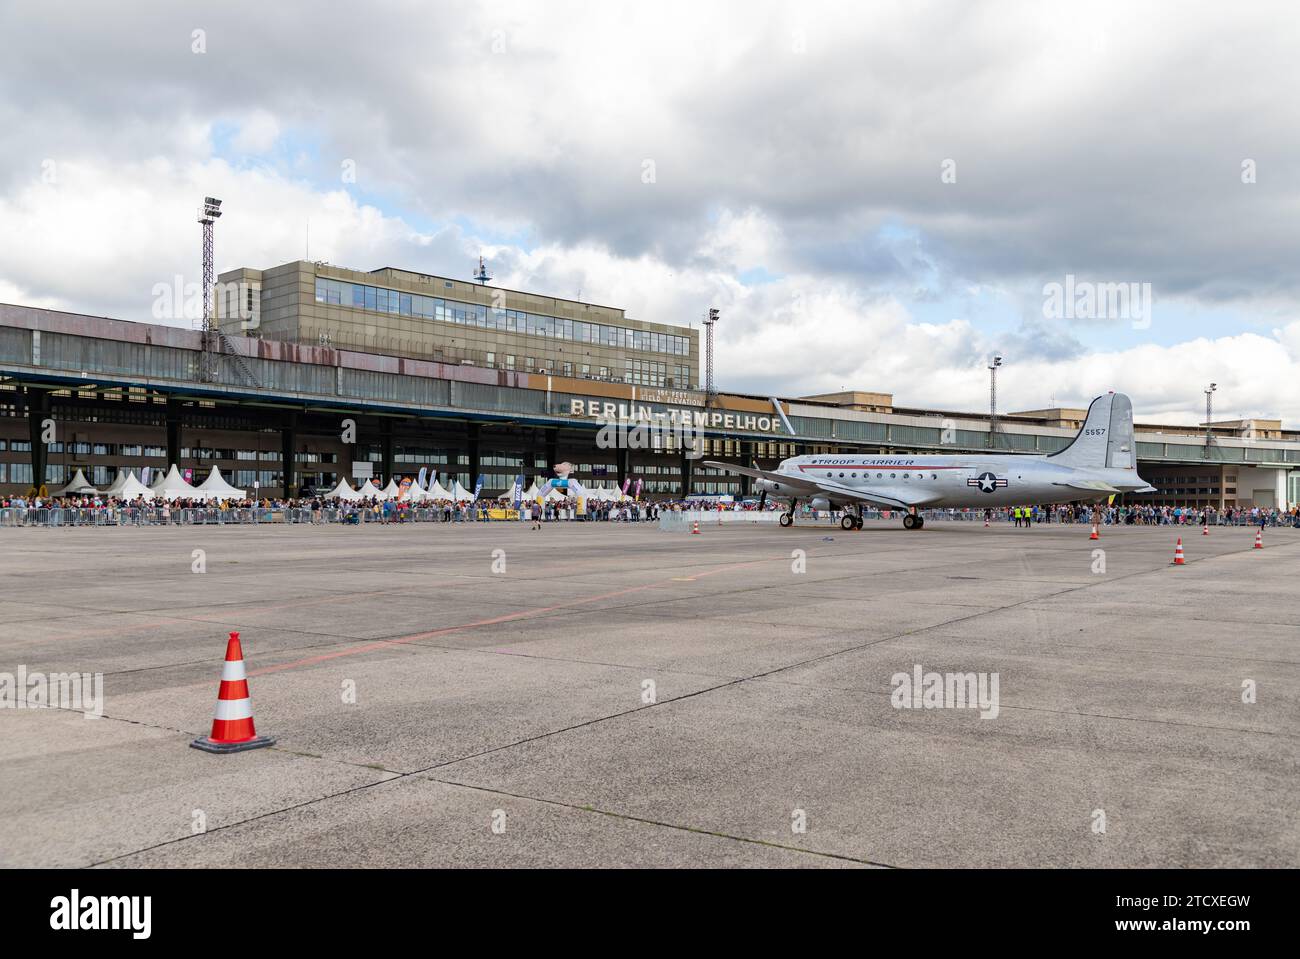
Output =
[{"x1": 246, "y1": 557, "x2": 774, "y2": 678}]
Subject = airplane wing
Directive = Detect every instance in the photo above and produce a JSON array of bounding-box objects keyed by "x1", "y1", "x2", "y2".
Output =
[
  {"x1": 702, "y1": 462, "x2": 824, "y2": 494},
  {"x1": 1051, "y1": 479, "x2": 1121, "y2": 494},
  {"x1": 702, "y1": 461, "x2": 940, "y2": 509}
]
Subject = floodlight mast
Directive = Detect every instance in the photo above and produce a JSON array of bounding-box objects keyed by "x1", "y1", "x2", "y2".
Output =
[
  {"x1": 703, "y1": 308, "x2": 719, "y2": 398},
  {"x1": 197, "y1": 197, "x2": 223, "y2": 381},
  {"x1": 988, "y1": 354, "x2": 1003, "y2": 449}
]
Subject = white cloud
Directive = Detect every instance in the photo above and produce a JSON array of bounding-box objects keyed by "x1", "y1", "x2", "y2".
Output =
[{"x1": 1, "y1": 1, "x2": 1299, "y2": 425}]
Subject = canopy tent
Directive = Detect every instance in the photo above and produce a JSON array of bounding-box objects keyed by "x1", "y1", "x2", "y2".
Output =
[
  {"x1": 358, "y1": 479, "x2": 385, "y2": 499},
  {"x1": 152, "y1": 465, "x2": 202, "y2": 501},
  {"x1": 403, "y1": 481, "x2": 436, "y2": 502},
  {"x1": 116, "y1": 473, "x2": 155, "y2": 502},
  {"x1": 449, "y1": 480, "x2": 474, "y2": 502},
  {"x1": 196, "y1": 466, "x2": 247, "y2": 502},
  {"x1": 425, "y1": 480, "x2": 453, "y2": 501},
  {"x1": 323, "y1": 478, "x2": 364, "y2": 501},
  {"x1": 102, "y1": 468, "x2": 135, "y2": 498},
  {"x1": 380, "y1": 478, "x2": 402, "y2": 499},
  {"x1": 521, "y1": 481, "x2": 542, "y2": 501},
  {"x1": 54, "y1": 468, "x2": 99, "y2": 496}
]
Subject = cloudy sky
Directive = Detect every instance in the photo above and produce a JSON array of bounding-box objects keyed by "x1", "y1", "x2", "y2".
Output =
[{"x1": 2, "y1": 0, "x2": 1299, "y2": 424}]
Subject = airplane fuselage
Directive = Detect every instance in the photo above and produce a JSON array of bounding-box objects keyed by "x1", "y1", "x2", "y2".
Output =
[{"x1": 757, "y1": 453, "x2": 1148, "y2": 510}]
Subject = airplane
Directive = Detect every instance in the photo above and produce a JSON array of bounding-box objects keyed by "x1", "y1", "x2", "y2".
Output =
[{"x1": 703, "y1": 391, "x2": 1157, "y2": 531}]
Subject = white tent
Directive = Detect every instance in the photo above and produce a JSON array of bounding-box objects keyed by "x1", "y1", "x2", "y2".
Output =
[
  {"x1": 196, "y1": 466, "x2": 247, "y2": 502},
  {"x1": 358, "y1": 479, "x2": 385, "y2": 499},
  {"x1": 426, "y1": 479, "x2": 453, "y2": 501},
  {"x1": 102, "y1": 468, "x2": 134, "y2": 498},
  {"x1": 117, "y1": 473, "x2": 155, "y2": 502},
  {"x1": 521, "y1": 480, "x2": 542, "y2": 501},
  {"x1": 54, "y1": 468, "x2": 99, "y2": 496},
  {"x1": 449, "y1": 480, "x2": 473, "y2": 501},
  {"x1": 152, "y1": 465, "x2": 202, "y2": 501},
  {"x1": 323, "y1": 478, "x2": 364, "y2": 501},
  {"x1": 380, "y1": 478, "x2": 402, "y2": 499}
]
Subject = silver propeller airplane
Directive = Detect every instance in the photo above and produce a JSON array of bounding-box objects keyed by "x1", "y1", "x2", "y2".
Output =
[{"x1": 705, "y1": 391, "x2": 1156, "y2": 531}]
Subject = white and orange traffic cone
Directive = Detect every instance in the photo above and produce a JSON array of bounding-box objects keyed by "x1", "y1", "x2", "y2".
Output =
[
  {"x1": 1202, "y1": 524, "x2": 1209, "y2": 536},
  {"x1": 984, "y1": 518, "x2": 989, "y2": 527},
  {"x1": 1089, "y1": 524, "x2": 1099, "y2": 541},
  {"x1": 1254, "y1": 529, "x2": 1263, "y2": 549},
  {"x1": 1172, "y1": 538, "x2": 1185, "y2": 565},
  {"x1": 691, "y1": 519, "x2": 700, "y2": 535},
  {"x1": 191, "y1": 631, "x2": 275, "y2": 753}
]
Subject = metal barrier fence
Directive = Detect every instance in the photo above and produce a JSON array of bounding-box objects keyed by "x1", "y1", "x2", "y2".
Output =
[{"x1": 4, "y1": 506, "x2": 1296, "y2": 530}]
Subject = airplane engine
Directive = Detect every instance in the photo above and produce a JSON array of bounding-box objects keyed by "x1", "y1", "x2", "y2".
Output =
[
  {"x1": 809, "y1": 496, "x2": 832, "y2": 511},
  {"x1": 754, "y1": 477, "x2": 784, "y2": 494}
]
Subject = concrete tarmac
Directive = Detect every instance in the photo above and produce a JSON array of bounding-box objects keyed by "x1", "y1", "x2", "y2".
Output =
[{"x1": 1, "y1": 517, "x2": 1296, "y2": 868}]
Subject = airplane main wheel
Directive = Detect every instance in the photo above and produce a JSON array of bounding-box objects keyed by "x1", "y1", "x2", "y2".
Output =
[
  {"x1": 840, "y1": 515, "x2": 856, "y2": 531},
  {"x1": 779, "y1": 513, "x2": 793, "y2": 528},
  {"x1": 914, "y1": 516, "x2": 925, "y2": 529},
  {"x1": 854, "y1": 516, "x2": 863, "y2": 529},
  {"x1": 902, "y1": 514, "x2": 917, "y2": 530}
]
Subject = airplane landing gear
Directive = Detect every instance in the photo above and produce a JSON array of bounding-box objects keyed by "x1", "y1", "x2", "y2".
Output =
[
  {"x1": 902, "y1": 514, "x2": 925, "y2": 530},
  {"x1": 780, "y1": 498, "x2": 798, "y2": 528},
  {"x1": 840, "y1": 514, "x2": 857, "y2": 531}
]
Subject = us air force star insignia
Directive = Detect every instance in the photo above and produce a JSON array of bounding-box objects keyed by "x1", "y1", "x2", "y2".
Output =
[{"x1": 967, "y1": 471, "x2": 1006, "y2": 493}]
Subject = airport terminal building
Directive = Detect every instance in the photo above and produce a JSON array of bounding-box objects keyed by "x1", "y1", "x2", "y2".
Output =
[{"x1": 2, "y1": 259, "x2": 1298, "y2": 508}]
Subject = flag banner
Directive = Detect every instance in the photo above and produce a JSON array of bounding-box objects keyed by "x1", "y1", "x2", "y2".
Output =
[
  {"x1": 621, "y1": 477, "x2": 632, "y2": 495},
  {"x1": 633, "y1": 478, "x2": 642, "y2": 500},
  {"x1": 140, "y1": 467, "x2": 152, "y2": 487},
  {"x1": 398, "y1": 477, "x2": 411, "y2": 501},
  {"x1": 511, "y1": 474, "x2": 523, "y2": 506},
  {"x1": 472, "y1": 475, "x2": 483, "y2": 501},
  {"x1": 417, "y1": 467, "x2": 427, "y2": 490}
]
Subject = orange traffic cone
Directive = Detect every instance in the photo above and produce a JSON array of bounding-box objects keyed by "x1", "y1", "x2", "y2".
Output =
[
  {"x1": 1089, "y1": 525, "x2": 1099, "y2": 541},
  {"x1": 691, "y1": 520, "x2": 700, "y2": 535},
  {"x1": 1202, "y1": 525, "x2": 1209, "y2": 536},
  {"x1": 191, "y1": 632, "x2": 275, "y2": 753},
  {"x1": 1172, "y1": 538, "x2": 1185, "y2": 565},
  {"x1": 983, "y1": 518, "x2": 989, "y2": 527},
  {"x1": 1254, "y1": 529, "x2": 1263, "y2": 549}
]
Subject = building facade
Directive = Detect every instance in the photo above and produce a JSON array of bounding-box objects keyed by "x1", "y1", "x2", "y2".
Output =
[
  {"x1": 2, "y1": 300, "x2": 1298, "y2": 508},
  {"x1": 216, "y1": 261, "x2": 698, "y2": 390}
]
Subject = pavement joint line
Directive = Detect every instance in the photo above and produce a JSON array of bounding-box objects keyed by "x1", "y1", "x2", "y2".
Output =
[{"x1": 422, "y1": 776, "x2": 893, "y2": 867}]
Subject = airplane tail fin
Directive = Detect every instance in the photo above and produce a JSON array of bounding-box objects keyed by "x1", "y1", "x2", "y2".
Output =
[{"x1": 1046, "y1": 392, "x2": 1135, "y2": 470}]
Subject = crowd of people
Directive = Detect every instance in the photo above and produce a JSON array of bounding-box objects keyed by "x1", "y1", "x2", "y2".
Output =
[{"x1": 3, "y1": 491, "x2": 1298, "y2": 529}]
